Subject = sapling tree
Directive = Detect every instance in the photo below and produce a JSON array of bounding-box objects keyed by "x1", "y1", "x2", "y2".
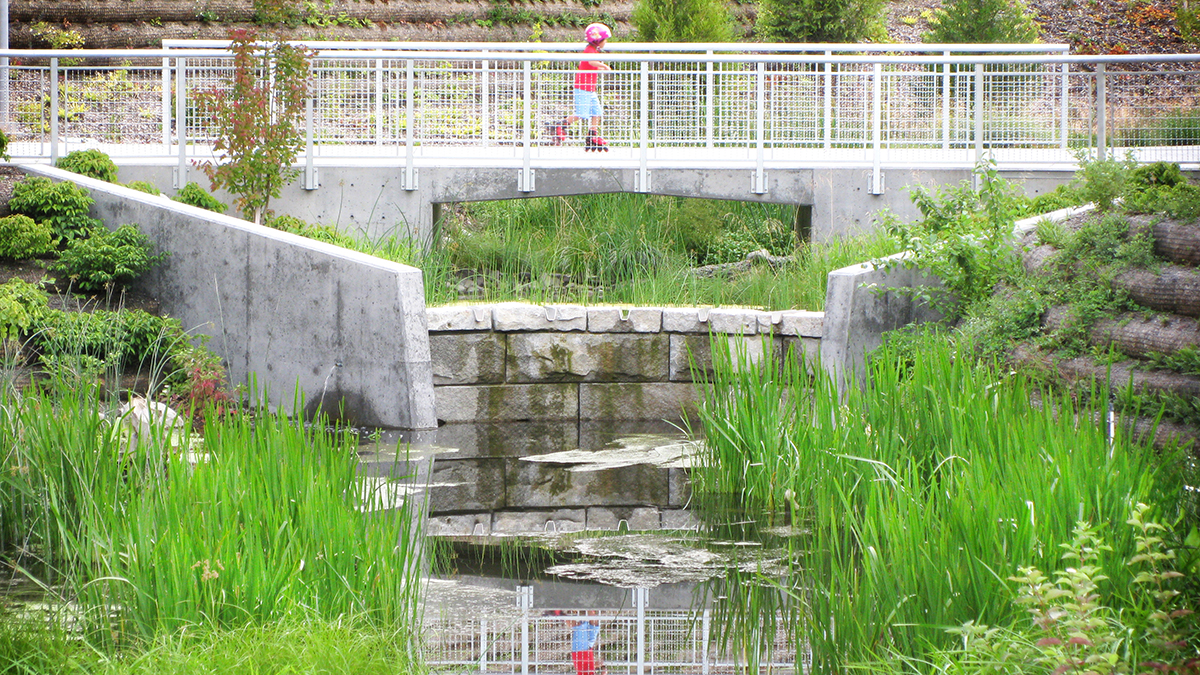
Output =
[{"x1": 197, "y1": 27, "x2": 313, "y2": 225}]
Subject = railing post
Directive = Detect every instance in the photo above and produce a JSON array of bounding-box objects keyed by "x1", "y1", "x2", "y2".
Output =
[
  {"x1": 175, "y1": 57, "x2": 186, "y2": 189},
  {"x1": 519, "y1": 59, "x2": 534, "y2": 192},
  {"x1": 753, "y1": 61, "x2": 766, "y2": 194},
  {"x1": 974, "y1": 61, "x2": 984, "y2": 179},
  {"x1": 1096, "y1": 62, "x2": 1107, "y2": 161},
  {"x1": 705, "y1": 51, "x2": 714, "y2": 149},
  {"x1": 374, "y1": 58, "x2": 383, "y2": 146},
  {"x1": 823, "y1": 51, "x2": 832, "y2": 149},
  {"x1": 304, "y1": 94, "x2": 317, "y2": 190},
  {"x1": 161, "y1": 57, "x2": 171, "y2": 147},
  {"x1": 635, "y1": 588, "x2": 648, "y2": 675},
  {"x1": 1060, "y1": 62, "x2": 1069, "y2": 152},
  {"x1": 518, "y1": 586, "x2": 533, "y2": 675},
  {"x1": 404, "y1": 58, "x2": 418, "y2": 190},
  {"x1": 701, "y1": 608, "x2": 711, "y2": 675},
  {"x1": 870, "y1": 62, "x2": 882, "y2": 195},
  {"x1": 479, "y1": 618, "x2": 488, "y2": 672},
  {"x1": 638, "y1": 60, "x2": 650, "y2": 192},
  {"x1": 50, "y1": 58, "x2": 59, "y2": 163},
  {"x1": 481, "y1": 51, "x2": 490, "y2": 147},
  {"x1": 941, "y1": 51, "x2": 950, "y2": 151}
]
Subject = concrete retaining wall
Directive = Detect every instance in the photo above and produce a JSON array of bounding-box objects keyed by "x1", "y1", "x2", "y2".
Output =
[{"x1": 21, "y1": 165, "x2": 436, "y2": 429}]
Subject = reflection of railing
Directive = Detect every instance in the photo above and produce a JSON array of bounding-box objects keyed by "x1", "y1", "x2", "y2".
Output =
[
  {"x1": 3, "y1": 45, "x2": 1198, "y2": 192},
  {"x1": 423, "y1": 588, "x2": 800, "y2": 675}
]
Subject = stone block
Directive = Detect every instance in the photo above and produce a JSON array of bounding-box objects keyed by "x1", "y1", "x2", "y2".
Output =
[
  {"x1": 669, "y1": 334, "x2": 772, "y2": 382},
  {"x1": 435, "y1": 383, "x2": 579, "y2": 423},
  {"x1": 585, "y1": 506, "x2": 662, "y2": 531},
  {"x1": 425, "y1": 514, "x2": 493, "y2": 537},
  {"x1": 708, "y1": 308, "x2": 761, "y2": 335},
  {"x1": 508, "y1": 462, "x2": 668, "y2": 508},
  {"x1": 587, "y1": 307, "x2": 663, "y2": 333},
  {"x1": 492, "y1": 509, "x2": 587, "y2": 535},
  {"x1": 578, "y1": 419, "x2": 688, "y2": 450},
  {"x1": 431, "y1": 421, "x2": 579, "y2": 458},
  {"x1": 427, "y1": 305, "x2": 494, "y2": 332},
  {"x1": 493, "y1": 303, "x2": 587, "y2": 332},
  {"x1": 660, "y1": 509, "x2": 702, "y2": 530},
  {"x1": 661, "y1": 307, "x2": 713, "y2": 334},
  {"x1": 782, "y1": 336, "x2": 822, "y2": 369},
  {"x1": 579, "y1": 382, "x2": 700, "y2": 421},
  {"x1": 507, "y1": 333, "x2": 669, "y2": 383},
  {"x1": 430, "y1": 332, "x2": 506, "y2": 385},
  {"x1": 775, "y1": 310, "x2": 824, "y2": 337},
  {"x1": 427, "y1": 459, "x2": 507, "y2": 513},
  {"x1": 668, "y1": 468, "x2": 692, "y2": 507}
]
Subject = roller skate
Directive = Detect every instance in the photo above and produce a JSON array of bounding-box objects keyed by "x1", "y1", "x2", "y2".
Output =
[{"x1": 585, "y1": 129, "x2": 609, "y2": 152}]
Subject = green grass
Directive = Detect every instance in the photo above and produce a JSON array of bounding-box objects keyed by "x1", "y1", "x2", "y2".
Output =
[
  {"x1": 0, "y1": 381, "x2": 425, "y2": 648},
  {"x1": 692, "y1": 334, "x2": 1185, "y2": 673}
]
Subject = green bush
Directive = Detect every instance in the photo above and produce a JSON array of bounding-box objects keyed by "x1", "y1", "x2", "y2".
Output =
[
  {"x1": 0, "y1": 128, "x2": 9, "y2": 161},
  {"x1": 0, "y1": 214, "x2": 56, "y2": 260},
  {"x1": 125, "y1": 180, "x2": 162, "y2": 196},
  {"x1": 54, "y1": 149, "x2": 119, "y2": 183},
  {"x1": 756, "y1": 0, "x2": 886, "y2": 42},
  {"x1": 172, "y1": 181, "x2": 228, "y2": 213},
  {"x1": 52, "y1": 224, "x2": 168, "y2": 292},
  {"x1": 1074, "y1": 149, "x2": 1137, "y2": 212},
  {"x1": 1124, "y1": 182, "x2": 1200, "y2": 221},
  {"x1": 32, "y1": 308, "x2": 185, "y2": 366},
  {"x1": 922, "y1": 0, "x2": 1038, "y2": 43},
  {"x1": 0, "y1": 279, "x2": 50, "y2": 342},
  {"x1": 1130, "y1": 161, "x2": 1186, "y2": 189},
  {"x1": 8, "y1": 176, "x2": 101, "y2": 243},
  {"x1": 632, "y1": 0, "x2": 735, "y2": 41}
]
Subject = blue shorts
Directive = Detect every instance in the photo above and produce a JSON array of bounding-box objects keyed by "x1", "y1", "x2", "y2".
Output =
[{"x1": 574, "y1": 89, "x2": 603, "y2": 120}]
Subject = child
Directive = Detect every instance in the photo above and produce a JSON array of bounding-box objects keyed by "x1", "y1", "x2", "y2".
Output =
[{"x1": 550, "y1": 23, "x2": 612, "y2": 151}]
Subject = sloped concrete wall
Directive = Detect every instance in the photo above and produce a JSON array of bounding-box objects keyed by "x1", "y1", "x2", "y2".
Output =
[{"x1": 21, "y1": 165, "x2": 436, "y2": 429}]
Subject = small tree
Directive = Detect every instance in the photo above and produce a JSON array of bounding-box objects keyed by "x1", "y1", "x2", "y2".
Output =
[
  {"x1": 197, "y1": 28, "x2": 312, "y2": 225},
  {"x1": 923, "y1": 0, "x2": 1039, "y2": 44},
  {"x1": 632, "y1": 0, "x2": 736, "y2": 42},
  {"x1": 756, "y1": 0, "x2": 886, "y2": 43}
]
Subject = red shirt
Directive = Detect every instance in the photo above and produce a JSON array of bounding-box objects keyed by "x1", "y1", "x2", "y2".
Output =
[{"x1": 574, "y1": 44, "x2": 602, "y2": 91}]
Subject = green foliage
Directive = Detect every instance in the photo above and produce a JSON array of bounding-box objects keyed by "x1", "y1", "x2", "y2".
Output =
[
  {"x1": 1178, "y1": 0, "x2": 1199, "y2": 44},
  {"x1": 1132, "y1": 161, "x2": 1187, "y2": 190},
  {"x1": 0, "y1": 215, "x2": 56, "y2": 260},
  {"x1": 1074, "y1": 149, "x2": 1138, "y2": 212},
  {"x1": 756, "y1": 0, "x2": 886, "y2": 42},
  {"x1": 196, "y1": 29, "x2": 313, "y2": 224},
  {"x1": 703, "y1": 212, "x2": 795, "y2": 265},
  {"x1": 8, "y1": 176, "x2": 101, "y2": 243},
  {"x1": 1144, "y1": 346, "x2": 1200, "y2": 376},
  {"x1": 124, "y1": 181, "x2": 161, "y2": 196},
  {"x1": 1019, "y1": 182, "x2": 1086, "y2": 217},
  {"x1": 922, "y1": 0, "x2": 1039, "y2": 43},
  {"x1": 32, "y1": 309, "x2": 183, "y2": 366},
  {"x1": 881, "y1": 159, "x2": 1025, "y2": 317},
  {"x1": 172, "y1": 181, "x2": 228, "y2": 213},
  {"x1": 54, "y1": 149, "x2": 119, "y2": 183},
  {"x1": 0, "y1": 128, "x2": 9, "y2": 162},
  {"x1": 1124, "y1": 182, "x2": 1200, "y2": 221},
  {"x1": 632, "y1": 0, "x2": 735, "y2": 42},
  {"x1": 266, "y1": 213, "x2": 358, "y2": 247},
  {"x1": 52, "y1": 224, "x2": 168, "y2": 292},
  {"x1": 0, "y1": 279, "x2": 50, "y2": 342},
  {"x1": 931, "y1": 506, "x2": 1199, "y2": 675}
]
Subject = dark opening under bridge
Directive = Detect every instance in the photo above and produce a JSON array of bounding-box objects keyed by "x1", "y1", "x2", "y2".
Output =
[{"x1": 4, "y1": 41, "x2": 1199, "y2": 240}]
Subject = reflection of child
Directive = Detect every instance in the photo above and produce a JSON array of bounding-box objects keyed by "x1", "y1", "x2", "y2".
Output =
[
  {"x1": 570, "y1": 614, "x2": 601, "y2": 675},
  {"x1": 549, "y1": 23, "x2": 612, "y2": 151}
]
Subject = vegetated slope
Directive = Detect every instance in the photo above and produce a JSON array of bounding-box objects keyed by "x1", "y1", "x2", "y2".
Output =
[
  {"x1": 9, "y1": 0, "x2": 1197, "y2": 51},
  {"x1": 1011, "y1": 211, "x2": 1200, "y2": 450}
]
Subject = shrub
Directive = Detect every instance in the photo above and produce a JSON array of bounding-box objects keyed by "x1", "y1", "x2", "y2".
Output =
[
  {"x1": 52, "y1": 224, "x2": 168, "y2": 292},
  {"x1": 922, "y1": 0, "x2": 1038, "y2": 44},
  {"x1": 0, "y1": 128, "x2": 9, "y2": 161},
  {"x1": 632, "y1": 0, "x2": 735, "y2": 41},
  {"x1": 32, "y1": 308, "x2": 185, "y2": 366},
  {"x1": 0, "y1": 215, "x2": 56, "y2": 260},
  {"x1": 54, "y1": 149, "x2": 119, "y2": 183},
  {"x1": 756, "y1": 0, "x2": 886, "y2": 42},
  {"x1": 172, "y1": 181, "x2": 228, "y2": 213},
  {"x1": 1073, "y1": 149, "x2": 1137, "y2": 212},
  {"x1": 1130, "y1": 161, "x2": 1186, "y2": 189},
  {"x1": 0, "y1": 279, "x2": 50, "y2": 342},
  {"x1": 1181, "y1": 0, "x2": 1200, "y2": 43},
  {"x1": 125, "y1": 181, "x2": 161, "y2": 196},
  {"x1": 8, "y1": 176, "x2": 101, "y2": 243}
]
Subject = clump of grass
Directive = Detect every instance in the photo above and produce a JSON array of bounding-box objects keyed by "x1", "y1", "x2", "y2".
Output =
[{"x1": 692, "y1": 332, "x2": 1183, "y2": 673}]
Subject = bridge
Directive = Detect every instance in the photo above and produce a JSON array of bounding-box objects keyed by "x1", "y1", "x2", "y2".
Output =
[{"x1": 4, "y1": 43, "x2": 1198, "y2": 241}]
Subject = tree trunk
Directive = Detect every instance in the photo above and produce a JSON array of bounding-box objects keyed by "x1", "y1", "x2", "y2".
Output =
[{"x1": 1044, "y1": 306, "x2": 1200, "y2": 358}]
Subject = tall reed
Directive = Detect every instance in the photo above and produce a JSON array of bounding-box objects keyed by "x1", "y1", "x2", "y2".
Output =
[
  {"x1": 693, "y1": 335, "x2": 1179, "y2": 672},
  {"x1": 0, "y1": 382, "x2": 425, "y2": 646}
]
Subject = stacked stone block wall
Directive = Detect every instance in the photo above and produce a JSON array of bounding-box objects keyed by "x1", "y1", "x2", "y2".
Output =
[{"x1": 428, "y1": 303, "x2": 824, "y2": 425}]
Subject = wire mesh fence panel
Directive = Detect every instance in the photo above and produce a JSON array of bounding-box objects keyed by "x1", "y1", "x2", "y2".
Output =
[
  {"x1": 645, "y1": 612, "x2": 706, "y2": 674},
  {"x1": 881, "y1": 66, "x2": 942, "y2": 151},
  {"x1": 597, "y1": 64, "x2": 640, "y2": 147},
  {"x1": 56, "y1": 65, "x2": 164, "y2": 151},
  {"x1": 312, "y1": 59, "x2": 377, "y2": 145},
  {"x1": 414, "y1": 59, "x2": 489, "y2": 146},
  {"x1": 534, "y1": 62, "x2": 578, "y2": 145},
  {"x1": 648, "y1": 62, "x2": 706, "y2": 147},
  {"x1": 712, "y1": 64, "x2": 757, "y2": 147},
  {"x1": 830, "y1": 65, "x2": 872, "y2": 147},
  {"x1": 1107, "y1": 68, "x2": 1200, "y2": 163},
  {"x1": 181, "y1": 56, "x2": 236, "y2": 143},
  {"x1": 7, "y1": 67, "x2": 51, "y2": 150},
  {"x1": 765, "y1": 64, "x2": 822, "y2": 148}
]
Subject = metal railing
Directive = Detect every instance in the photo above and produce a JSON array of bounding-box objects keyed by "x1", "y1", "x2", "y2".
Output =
[
  {"x1": 423, "y1": 588, "x2": 800, "y2": 675},
  {"x1": 3, "y1": 44, "x2": 1198, "y2": 195}
]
